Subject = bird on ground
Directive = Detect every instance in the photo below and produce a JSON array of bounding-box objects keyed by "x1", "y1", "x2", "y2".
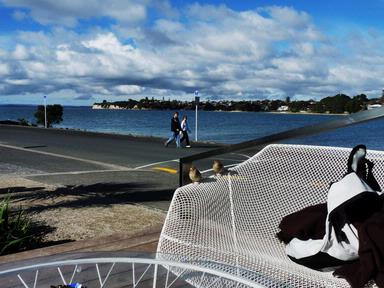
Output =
[
  {"x1": 189, "y1": 166, "x2": 202, "y2": 184},
  {"x1": 212, "y1": 160, "x2": 225, "y2": 176}
]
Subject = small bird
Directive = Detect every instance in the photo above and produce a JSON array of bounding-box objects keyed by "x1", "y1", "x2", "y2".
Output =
[
  {"x1": 212, "y1": 160, "x2": 225, "y2": 176},
  {"x1": 189, "y1": 166, "x2": 202, "y2": 184}
]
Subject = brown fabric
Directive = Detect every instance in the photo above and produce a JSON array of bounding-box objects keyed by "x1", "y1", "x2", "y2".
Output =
[
  {"x1": 334, "y1": 209, "x2": 384, "y2": 288},
  {"x1": 277, "y1": 198, "x2": 384, "y2": 288},
  {"x1": 276, "y1": 203, "x2": 327, "y2": 244}
]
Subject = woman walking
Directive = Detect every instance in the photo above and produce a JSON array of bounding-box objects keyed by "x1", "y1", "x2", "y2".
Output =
[{"x1": 180, "y1": 115, "x2": 191, "y2": 148}]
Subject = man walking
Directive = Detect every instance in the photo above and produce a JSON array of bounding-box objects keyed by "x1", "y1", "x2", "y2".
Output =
[{"x1": 164, "y1": 111, "x2": 181, "y2": 148}]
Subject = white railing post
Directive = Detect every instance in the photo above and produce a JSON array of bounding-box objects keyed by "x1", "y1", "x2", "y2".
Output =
[{"x1": 153, "y1": 264, "x2": 158, "y2": 288}]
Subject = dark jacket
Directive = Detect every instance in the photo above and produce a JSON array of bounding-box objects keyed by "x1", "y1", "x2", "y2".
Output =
[{"x1": 171, "y1": 117, "x2": 181, "y2": 132}]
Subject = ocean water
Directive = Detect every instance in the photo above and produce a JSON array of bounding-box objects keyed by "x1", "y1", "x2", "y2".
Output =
[{"x1": 1, "y1": 105, "x2": 384, "y2": 150}]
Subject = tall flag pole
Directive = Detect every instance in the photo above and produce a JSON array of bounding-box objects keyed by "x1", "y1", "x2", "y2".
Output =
[
  {"x1": 44, "y1": 95, "x2": 47, "y2": 128},
  {"x1": 194, "y1": 90, "x2": 200, "y2": 142}
]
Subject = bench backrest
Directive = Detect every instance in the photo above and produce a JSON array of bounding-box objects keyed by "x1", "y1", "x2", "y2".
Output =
[{"x1": 158, "y1": 144, "x2": 384, "y2": 287}]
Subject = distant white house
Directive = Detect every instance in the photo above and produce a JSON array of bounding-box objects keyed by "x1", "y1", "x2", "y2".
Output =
[
  {"x1": 109, "y1": 105, "x2": 124, "y2": 109},
  {"x1": 367, "y1": 104, "x2": 382, "y2": 110},
  {"x1": 277, "y1": 105, "x2": 289, "y2": 112},
  {"x1": 92, "y1": 104, "x2": 124, "y2": 109}
]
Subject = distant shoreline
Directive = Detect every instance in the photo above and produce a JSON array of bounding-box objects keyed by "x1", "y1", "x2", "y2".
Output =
[
  {"x1": 92, "y1": 94, "x2": 380, "y2": 115},
  {"x1": 91, "y1": 106, "x2": 346, "y2": 116},
  {"x1": 0, "y1": 104, "x2": 364, "y2": 116},
  {"x1": 208, "y1": 110, "x2": 345, "y2": 116},
  {"x1": 268, "y1": 111, "x2": 346, "y2": 116}
]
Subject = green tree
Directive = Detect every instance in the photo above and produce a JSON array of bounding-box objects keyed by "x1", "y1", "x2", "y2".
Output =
[
  {"x1": 34, "y1": 104, "x2": 63, "y2": 128},
  {"x1": 312, "y1": 102, "x2": 325, "y2": 113},
  {"x1": 269, "y1": 100, "x2": 284, "y2": 111},
  {"x1": 345, "y1": 94, "x2": 368, "y2": 113},
  {"x1": 354, "y1": 94, "x2": 368, "y2": 102},
  {"x1": 286, "y1": 96, "x2": 291, "y2": 104},
  {"x1": 320, "y1": 94, "x2": 351, "y2": 114},
  {"x1": 289, "y1": 101, "x2": 309, "y2": 112}
]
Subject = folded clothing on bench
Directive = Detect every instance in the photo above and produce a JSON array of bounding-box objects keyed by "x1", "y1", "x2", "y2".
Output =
[
  {"x1": 278, "y1": 195, "x2": 384, "y2": 287},
  {"x1": 277, "y1": 145, "x2": 384, "y2": 288}
]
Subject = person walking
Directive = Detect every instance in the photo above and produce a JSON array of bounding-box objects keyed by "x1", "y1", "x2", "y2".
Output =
[
  {"x1": 164, "y1": 111, "x2": 181, "y2": 148},
  {"x1": 180, "y1": 115, "x2": 191, "y2": 148}
]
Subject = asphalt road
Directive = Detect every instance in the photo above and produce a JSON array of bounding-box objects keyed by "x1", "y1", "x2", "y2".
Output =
[{"x1": 0, "y1": 125, "x2": 252, "y2": 191}]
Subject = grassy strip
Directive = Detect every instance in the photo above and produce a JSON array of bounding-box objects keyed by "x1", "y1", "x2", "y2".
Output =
[{"x1": 0, "y1": 196, "x2": 43, "y2": 255}]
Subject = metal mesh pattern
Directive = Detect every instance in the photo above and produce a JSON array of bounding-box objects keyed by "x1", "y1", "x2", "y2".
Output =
[{"x1": 158, "y1": 144, "x2": 384, "y2": 288}]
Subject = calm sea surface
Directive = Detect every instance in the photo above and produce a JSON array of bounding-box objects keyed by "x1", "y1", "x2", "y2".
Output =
[{"x1": 1, "y1": 105, "x2": 383, "y2": 150}]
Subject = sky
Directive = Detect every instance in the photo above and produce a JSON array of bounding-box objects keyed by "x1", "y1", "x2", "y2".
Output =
[{"x1": 1, "y1": 0, "x2": 384, "y2": 105}]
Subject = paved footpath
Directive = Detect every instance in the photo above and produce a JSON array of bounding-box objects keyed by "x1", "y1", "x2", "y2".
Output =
[
  {"x1": 0, "y1": 125, "x2": 253, "y2": 210},
  {"x1": 0, "y1": 125, "x2": 214, "y2": 187}
]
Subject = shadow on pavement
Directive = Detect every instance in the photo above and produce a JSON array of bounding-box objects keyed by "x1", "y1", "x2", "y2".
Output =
[
  {"x1": 9, "y1": 182, "x2": 176, "y2": 213},
  {"x1": 0, "y1": 186, "x2": 46, "y2": 194}
]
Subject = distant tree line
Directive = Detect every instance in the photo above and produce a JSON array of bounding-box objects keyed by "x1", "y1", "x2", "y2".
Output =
[
  {"x1": 95, "y1": 93, "x2": 382, "y2": 114},
  {"x1": 311, "y1": 94, "x2": 369, "y2": 114}
]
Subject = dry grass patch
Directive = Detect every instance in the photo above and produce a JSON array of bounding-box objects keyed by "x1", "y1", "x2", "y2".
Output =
[{"x1": 29, "y1": 204, "x2": 166, "y2": 242}]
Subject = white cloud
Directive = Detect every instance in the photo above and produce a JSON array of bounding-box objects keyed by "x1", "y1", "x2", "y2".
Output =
[
  {"x1": 5, "y1": 78, "x2": 30, "y2": 85},
  {"x1": 154, "y1": 19, "x2": 184, "y2": 34},
  {"x1": 3, "y1": 0, "x2": 150, "y2": 27},
  {"x1": 82, "y1": 33, "x2": 133, "y2": 54},
  {"x1": 12, "y1": 44, "x2": 28, "y2": 60},
  {"x1": 12, "y1": 9, "x2": 27, "y2": 21},
  {"x1": 114, "y1": 85, "x2": 144, "y2": 95},
  {"x1": 0, "y1": 64, "x2": 10, "y2": 75},
  {"x1": 1, "y1": 2, "x2": 384, "y2": 103},
  {"x1": 264, "y1": 6, "x2": 311, "y2": 29}
]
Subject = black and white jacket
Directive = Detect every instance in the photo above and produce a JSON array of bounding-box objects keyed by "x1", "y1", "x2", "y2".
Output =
[{"x1": 286, "y1": 172, "x2": 382, "y2": 268}]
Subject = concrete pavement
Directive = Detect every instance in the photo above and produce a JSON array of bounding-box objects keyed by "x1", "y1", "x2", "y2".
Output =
[
  {"x1": 0, "y1": 125, "x2": 253, "y2": 211},
  {"x1": 0, "y1": 125, "x2": 218, "y2": 188}
]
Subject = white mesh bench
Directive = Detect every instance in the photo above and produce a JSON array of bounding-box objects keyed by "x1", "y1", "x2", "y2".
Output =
[{"x1": 157, "y1": 144, "x2": 384, "y2": 288}]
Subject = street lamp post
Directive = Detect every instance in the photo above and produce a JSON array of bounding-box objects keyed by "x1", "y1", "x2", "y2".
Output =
[
  {"x1": 194, "y1": 90, "x2": 199, "y2": 142},
  {"x1": 44, "y1": 95, "x2": 47, "y2": 128}
]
